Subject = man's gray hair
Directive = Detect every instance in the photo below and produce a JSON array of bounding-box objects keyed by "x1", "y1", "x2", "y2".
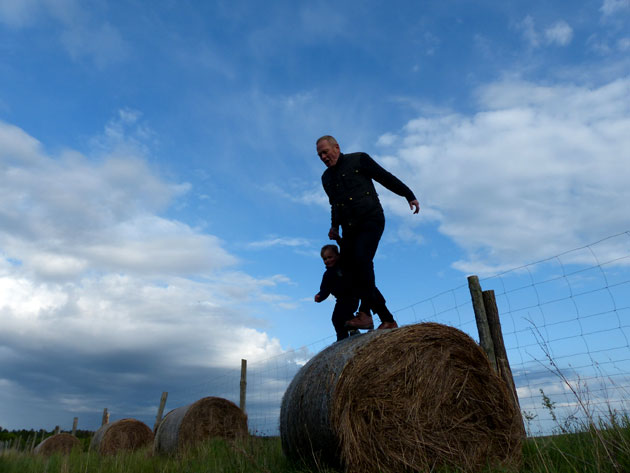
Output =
[{"x1": 316, "y1": 135, "x2": 338, "y2": 146}]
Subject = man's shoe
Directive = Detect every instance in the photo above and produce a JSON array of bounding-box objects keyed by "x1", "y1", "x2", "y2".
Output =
[
  {"x1": 377, "y1": 321, "x2": 399, "y2": 330},
  {"x1": 345, "y1": 312, "x2": 374, "y2": 330}
]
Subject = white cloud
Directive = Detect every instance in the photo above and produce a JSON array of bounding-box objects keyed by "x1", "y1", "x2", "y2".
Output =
[
  {"x1": 0, "y1": 0, "x2": 41, "y2": 27},
  {"x1": 545, "y1": 21, "x2": 573, "y2": 46},
  {"x1": 0, "y1": 118, "x2": 296, "y2": 429},
  {"x1": 261, "y1": 181, "x2": 329, "y2": 210},
  {"x1": 376, "y1": 132, "x2": 398, "y2": 147},
  {"x1": 0, "y1": 147, "x2": 217, "y2": 280},
  {"x1": 601, "y1": 0, "x2": 630, "y2": 16},
  {"x1": 0, "y1": 0, "x2": 128, "y2": 67},
  {"x1": 60, "y1": 21, "x2": 128, "y2": 68},
  {"x1": 618, "y1": 37, "x2": 630, "y2": 50},
  {"x1": 0, "y1": 121, "x2": 44, "y2": 164},
  {"x1": 388, "y1": 77, "x2": 630, "y2": 273},
  {"x1": 0, "y1": 272, "x2": 280, "y2": 358},
  {"x1": 518, "y1": 16, "x2": 573, "y2": 47},
  {"x1": 247, "y1": 236, "x2": 312, "y2": 249},
  {"x1": 519, "y1": 15, "x2": 540, "y2": 47}
]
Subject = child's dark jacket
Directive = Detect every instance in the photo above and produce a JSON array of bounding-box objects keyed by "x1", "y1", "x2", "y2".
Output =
[{"x1": 317, "y1": 260, "x2": 355, "y2": 301}]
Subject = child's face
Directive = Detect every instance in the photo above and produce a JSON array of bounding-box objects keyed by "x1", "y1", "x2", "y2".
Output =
[{"x1": 322, "y1": 249, "x2": 339, "y2": 269}]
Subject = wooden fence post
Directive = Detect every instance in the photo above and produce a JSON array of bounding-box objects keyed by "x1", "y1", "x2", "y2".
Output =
[
  {"x1": 72, "y1": 417, "x2": 78, "y2": 436},
  {"x1": 240, "y1": 359, "x2": 247, "y2": 413},
  {"x1": 154, "y1": 392, "x2": 168, "y2": 431},
  {"x1": 101, "y1": 408, "x2": 109, "y2": 426},
  {"x1": 482, "y1": 289, "x2": 525, "y2": 435},
  {"x1": 482, "y1": 290, "x2": 520, "y2": 405},
  {"x1": 468, "y1": 275, "x2": 497, "y2": 369}
]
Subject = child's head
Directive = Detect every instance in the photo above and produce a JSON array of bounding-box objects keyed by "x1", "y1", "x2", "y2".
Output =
[{"x1": 320, "y1": 244, "x2": 339, "y2": 269}]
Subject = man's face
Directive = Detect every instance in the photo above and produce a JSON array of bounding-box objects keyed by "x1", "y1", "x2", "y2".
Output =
[
  {"x1": 317, "y1": 140, "x2": 340, "y2": 167},
  {"x1": 322, "y1": 249, "x2": 339, "y2": 268}
]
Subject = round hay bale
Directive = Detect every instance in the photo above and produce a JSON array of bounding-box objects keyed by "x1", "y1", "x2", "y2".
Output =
[
  {"x1": 154, "y1": 396, "x2": 248, "y2": 454},
  {"x1": 34, "y1": 433, "x2": 80, "y2": 455},
  {"x1": 90, "y1": 418, "x2": 153, "y2": 455},
  {"x1": 280, "y1": 322, "x2": 523, "y2": 473}
]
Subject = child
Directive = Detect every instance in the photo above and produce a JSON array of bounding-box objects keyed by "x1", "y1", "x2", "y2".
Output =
[{"x1": 314, "y1": 244, "x2": 369, "y2": 341}]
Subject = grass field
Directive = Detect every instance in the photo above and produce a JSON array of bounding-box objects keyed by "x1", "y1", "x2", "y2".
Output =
[
  {"x1": 1, "y1": 418, "x2": 629, "y2": 473},
  {"x1": 0, "y1": 436, "x2": 299, "y2": 473}
]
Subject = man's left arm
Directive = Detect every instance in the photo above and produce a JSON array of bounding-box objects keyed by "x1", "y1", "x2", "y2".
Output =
[{"x1": 362, "y1": 153, "x2": 420, "y2": 214}]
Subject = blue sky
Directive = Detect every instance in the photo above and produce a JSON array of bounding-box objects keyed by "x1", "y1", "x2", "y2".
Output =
[{"x1": 1, "y1": 0, "x2": 629, "y2": 432}]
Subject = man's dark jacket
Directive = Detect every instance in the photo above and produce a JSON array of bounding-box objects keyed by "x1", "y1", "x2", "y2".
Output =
[{"x1": 321, "y1": 152, "x2": 416, "y2": 228}]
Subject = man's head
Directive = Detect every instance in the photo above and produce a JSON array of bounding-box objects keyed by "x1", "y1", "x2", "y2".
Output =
[
  {"x1": 316, "y1": 135, "x2": 341, "y2": 168},
  {"x1": 320, "y1": 244, "x2": 340, "y2": 268}
]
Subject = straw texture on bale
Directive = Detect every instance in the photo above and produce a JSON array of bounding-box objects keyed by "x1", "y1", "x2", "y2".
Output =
[
  {"x1": 280, "y1": 322, "x2": 523, "y2": 473},
  {"x1": 154, "y1": 396, "x2": 248, "y2": 454},
  {"x1": 34, "y1": 433, "x2": 80, "y2": 455},
  {"x1": 90, "y1": 418, "x2": 153, "y2": 455}
]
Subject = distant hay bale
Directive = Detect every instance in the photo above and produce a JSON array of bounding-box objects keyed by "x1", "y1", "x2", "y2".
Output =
[
  {"x1": 154, "y1": 396, "x2": 248, "y2": 454},
  {"x1": 90, "y1": 418, "x2": 153, "y2": 455},
  {"x1": 280, "y1": 322, "x2": 523, "y2": 473},
  {"x1": 34, "y1": 433, "x2": 80, "y2": 455}
]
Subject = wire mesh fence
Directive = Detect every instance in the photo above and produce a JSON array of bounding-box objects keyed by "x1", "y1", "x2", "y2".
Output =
[
  {"x1": 166, "y1": 231, "x2": 630, "y2": 437},
  {"x1": 395, "y1": 230, "x2": 630, "y2": 435}
]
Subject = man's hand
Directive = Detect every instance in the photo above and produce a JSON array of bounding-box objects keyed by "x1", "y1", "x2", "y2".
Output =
[
  {"x1": 328, "y1": 226, "x2": 340, "y2": 240},
  {"x1": 314, "y1": 294, "x2": 322, "y2": 303},
  {"x1": 409, "y1": 199, "x2": 420, "y2": 214}
]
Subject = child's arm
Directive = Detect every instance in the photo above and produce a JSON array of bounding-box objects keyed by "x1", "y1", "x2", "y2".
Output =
[{"x1": 315, "y1": 270, "x2": 331, "y2": 303}]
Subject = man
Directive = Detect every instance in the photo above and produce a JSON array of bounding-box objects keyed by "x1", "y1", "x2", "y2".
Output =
[{"x1": 317, "y1": 135, "x2": 420, "y2": 330}]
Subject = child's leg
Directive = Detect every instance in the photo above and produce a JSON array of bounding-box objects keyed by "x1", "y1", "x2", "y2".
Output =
[{"x1": 332, "y1": 297, "x2": 359, "y2": 341}]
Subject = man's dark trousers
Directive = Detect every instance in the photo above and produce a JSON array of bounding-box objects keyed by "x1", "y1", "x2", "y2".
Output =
[{"x1": 342, "y1": 217, "x2": 394, "y2": 323}]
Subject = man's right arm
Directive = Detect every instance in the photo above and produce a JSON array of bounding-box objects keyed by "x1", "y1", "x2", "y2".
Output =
[
  {"x1": 323, "y1": 172, "x2": 341, "y2": 239},
  {"x1": 328, "y1": 226, "x2": 340, "y2": 240}
]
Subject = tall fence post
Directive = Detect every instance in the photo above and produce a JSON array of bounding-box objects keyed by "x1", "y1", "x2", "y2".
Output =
[
  {"x1": 482, "y1": 289, "x2": 525, "y2": 436},
  {"x1": 101, "y1": 408, "x2": 109, "y2": 426},
  {"x1": 240, "y1": 359, "x2": 247, "y2": 413},
  {"x1": 154, "y1": 392, "x2": 168, "y2": 431},
  {"x1": 72, "y1": 417, "x2": 78, "y2": 436},
  {"x1": 468, "y1": 275, "x2": 497, "y2": 369}
]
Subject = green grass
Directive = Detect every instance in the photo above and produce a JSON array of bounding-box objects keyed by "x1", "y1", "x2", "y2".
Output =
[
  {"x1": 0, "y1": 436, "x2": 334, "y2": 473},
  {"x1": 1, "y1": 419, "x2": 629, "y2": 473},
  {"x1": 521, "y1": 416, "x2": 630, "y2": 473}
]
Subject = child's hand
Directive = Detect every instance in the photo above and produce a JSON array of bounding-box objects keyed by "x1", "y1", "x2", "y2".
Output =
[{"x1": 314, "y1": 294, "x2": 322, "y2": 303}]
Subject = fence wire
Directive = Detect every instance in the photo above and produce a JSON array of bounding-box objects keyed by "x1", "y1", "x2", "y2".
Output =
[{"x1": 168, "y1": 231, "x2": 630, "y2": 437}]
